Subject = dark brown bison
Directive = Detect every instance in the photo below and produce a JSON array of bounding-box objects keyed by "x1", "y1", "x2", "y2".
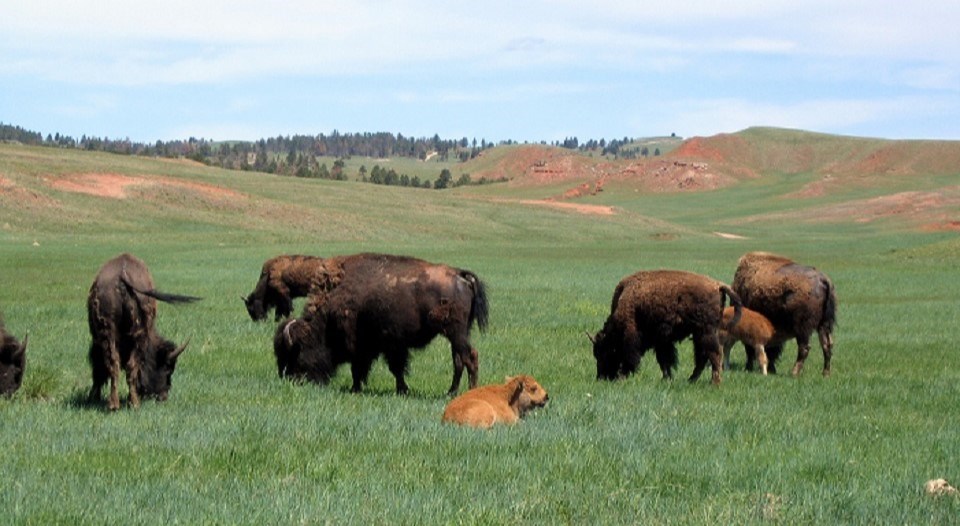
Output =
[
  {"x1": 273, "y1": 253, "x2": 488, "y2": 395},
  {"x1": 244, "y1": 255, "x2": 344, "y2": 321},
  {"x1": 732, "y1": 251, "x2": 836, "y2": 376},
  {"x1": 87, "y1": 253, "x2": 200, "y2": 410},
  {"x1": 0, "y1": 318, "x2": 28, "y2": 396},
  {"x1": 589, "y1": 270, "x2": 742, "y2": 385}
]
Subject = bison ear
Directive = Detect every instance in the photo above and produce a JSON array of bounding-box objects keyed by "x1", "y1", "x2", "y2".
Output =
[{"x1": 169, "y1": 338, "x2": 190, "y2": 360}]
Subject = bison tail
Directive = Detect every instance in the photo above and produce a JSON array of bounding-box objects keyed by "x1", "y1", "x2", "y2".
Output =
[
  {"x1": 461, "y1": 270, "x2": 489, "y2": 333},
  {"x1": 820, "y1": 277, "x2": 837, "y2": 336},
  {"x1": 120, "y1": 274, "x2": 202, "y2": 304},
  {"x1": 721, "y1": 285, "x2": 742, "y2": 330}
]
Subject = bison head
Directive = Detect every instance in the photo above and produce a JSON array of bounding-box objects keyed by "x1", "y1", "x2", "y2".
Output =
[
  {"x1": 509, "y1": 375, "x2": 549, "y2": 415},
  {"x1": 243, "y1": 293, "x2": 268, "y2": 322},
  {"x1": 273, "y1": 318, "x2": 334, "y2": 384},
  {"x1": 0, "y1": 332, "x2": 27, "y2": 396},
  {"x1": 137, "y1": 337, "x2": 188, "y2": 401},
  {"x1": 588, "y1": 328, "x2": 622, "y2": 380}
]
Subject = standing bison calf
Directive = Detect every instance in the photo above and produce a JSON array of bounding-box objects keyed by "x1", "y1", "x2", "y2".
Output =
[
  {"x1": 243, "y1": 254, "x2": 342, "y2": 321},
  {"x1": 590, "y1": 270, "x2": 742, "y2": 385},
  {"x1": 732, "y1": 252, "x2": 837, "y2": 376},
  {"x1": 274, "y1": 254, "x2": 488, "y2": 395},
  {"x1": 87, "y1": 253, "x2": 200, "y2": 410},
  {"x1": 719, "y1": 306, "x2": 777, "y2": 375},
  {"x1": 0, "y1": 318, "x2": 28, "y2": 396}
]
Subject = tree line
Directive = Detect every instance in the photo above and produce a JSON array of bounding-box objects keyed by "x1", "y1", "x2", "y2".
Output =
[{"x1": 1, "y1": 122, "x2": 658, "y2": 189}]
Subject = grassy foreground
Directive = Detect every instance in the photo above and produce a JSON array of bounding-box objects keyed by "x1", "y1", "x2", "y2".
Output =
[{"x1": 1, "y1": 143, "x2": 959, "y2": 524}]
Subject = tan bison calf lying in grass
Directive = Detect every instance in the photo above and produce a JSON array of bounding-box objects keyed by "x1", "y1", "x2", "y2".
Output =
[
  {"x1": 719, "y1": 306, "x2": 778, "y2": 375},
  {"x1": 442, "y1": 375, "x2": 549, "y2": 428}
]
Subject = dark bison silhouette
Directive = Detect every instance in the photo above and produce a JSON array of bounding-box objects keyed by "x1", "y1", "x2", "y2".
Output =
[
  {"x1": 590, "y1": 269, "x2": 741, "y2": 385},
  {"x1": 0, "y1": 317, "x2": 28, "y2": 396},
  {"x1": 732, "y1": 251, "x2": 837, "y2": 376},
  {"x1": 243, "y1": 254, "x2": 343, "y2": 322},
  {"x1": 87, "y1": 253, "x2": 200, "y2": 410},
  {"x1": 274, "y1": 253, "x2": 488, "y2": 395}
]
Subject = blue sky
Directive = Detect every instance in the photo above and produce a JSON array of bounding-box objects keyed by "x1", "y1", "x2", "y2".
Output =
[{"x1": 2, "y1": 1, "x2": 958, "y2": 143}]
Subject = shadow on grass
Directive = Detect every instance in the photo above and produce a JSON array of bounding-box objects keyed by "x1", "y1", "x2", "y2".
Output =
[{"x1": 64, "y1": 389, "x2": 109, "y2": 412}]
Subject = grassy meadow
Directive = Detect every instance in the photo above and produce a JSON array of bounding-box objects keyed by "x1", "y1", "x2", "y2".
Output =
[{"x1": 1, "y1": 142, "x2": 959, "y2": 524}]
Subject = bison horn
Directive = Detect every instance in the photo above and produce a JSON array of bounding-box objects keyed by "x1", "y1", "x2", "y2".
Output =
[
  {"x1": 283, "y1": 319, "x2": 297, "y2": 347},
  {"x1": 170, "y1": 338, "x2": 191, "y2": 360},
  {"x1": 585, "y1": 331, "x2": 597, "y2": 344}
]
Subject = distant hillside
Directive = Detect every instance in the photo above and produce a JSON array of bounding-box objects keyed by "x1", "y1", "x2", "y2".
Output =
[{"x1": 457, "y1": 127, "x2": 960, "y2": 199}]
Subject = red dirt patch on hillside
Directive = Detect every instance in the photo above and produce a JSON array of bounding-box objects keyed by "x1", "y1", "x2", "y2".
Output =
[{"x1": 49, "y1": 173, "x2": 245, "y2": 201}]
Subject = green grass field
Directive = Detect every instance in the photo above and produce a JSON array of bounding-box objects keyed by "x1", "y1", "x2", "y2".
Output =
[{"x1": 1, "y1": 142, "x2": 958, "y2": 524}]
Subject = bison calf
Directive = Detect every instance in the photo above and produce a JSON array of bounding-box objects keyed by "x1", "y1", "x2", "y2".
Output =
[
  {"x1": 590, "y1": 270, "x2": 742, "y2": 385},
  {"x1": 0, "y1": 319, "x2": 28, "y2": 396},
  {"x1": 442, "y1": 375, "x2": 549, "y2": 428},
  {"x1": 87, "y1": 253, "x2": 200, "y2": 410},
  {"x1": 719, "y1": 306, "x2": 778, "y2": 375}
]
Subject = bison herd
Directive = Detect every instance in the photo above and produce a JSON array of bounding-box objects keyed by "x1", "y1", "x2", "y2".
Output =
[{"x1": 1, "y1": 250, "x2": 836, "y2": 427}]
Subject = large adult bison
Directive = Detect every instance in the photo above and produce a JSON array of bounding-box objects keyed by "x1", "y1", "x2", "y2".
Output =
[
  {"x1": 243, "y1": 255, "x2": 343, "y2": 321},
  {"x1": 87, "y1": 253, "x2": 200, "y2": 410},
  {"x1": 731, "y1": 251, "x2": 836, "y2": 376},
  {"x1": 0, "y1": 318, "x2": 28, "y2": 396},
  {"x1": 274, "y1": 253, "x2": 488, "y2": 395},
  {"x1": 589, "y1": 270, "x2": 742, "y2": 385}
]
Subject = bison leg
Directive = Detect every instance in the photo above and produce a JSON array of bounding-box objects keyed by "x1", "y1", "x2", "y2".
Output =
[
  {"x1": 88, "y1": 343, "x2": 109, "y2": 403},
  {"x1": 653, "y1": 343, "x2": 676, "y2": 380},
  {"x1": 125, "y1": 353, "x2": 141, "y2": 409},
  {"x1": 818, "y1": 328, "x2": 833, "y2": 377},
  {"x1": 756, "y1": 344, "x2": 769, "y2": 375},
  {"x1": 447, "y1": 335, "x2": 478, "y2": 396},
  {"x1": 104, "y1": 341, "x2": 122, "y2": 411},
  {"x1": 385, "y1": 349, "x2": 411, "y2": 395},
  {"x1": 791, "y1": 335, "x2": 811, "y2": 377},
  {"x1": 743, "y1": 343, "x2": 757, "y2": 371},
  {"x1": 690, "y1": 332, "x2": 722, "y2": 385},
  {"x1": 765, "y1": 343, "x2": 783, "y2": 374},
  {"x1": 721, "y1": 338, "x2": 735, "y2": 371},
  {"x1": 349, "y1": 358, "x2": 373, "y2": 393}
]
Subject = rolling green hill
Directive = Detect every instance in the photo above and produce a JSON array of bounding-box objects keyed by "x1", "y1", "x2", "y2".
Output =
[{"x1": 1, "y1": 131, "x2": 958, "y2": 524}]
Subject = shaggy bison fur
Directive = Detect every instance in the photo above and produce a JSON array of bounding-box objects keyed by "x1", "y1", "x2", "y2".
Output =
[
  {"x1": 590, "y1": 270, "x2": 742, "y2": 385},
  {"x1": 732, "y1": 252, "x2": 837, "y2": 376},
  {"x1": 442, "y1": 374, "x2": 549, "y2": 428},
  {"x1": 87, "y1": 253, "x2": 200, "y2": 410},
  {"x1": 273, "y1": 253, "x2": 489, "y2": 395},
  {"x1": 243, "y1": 255, "x2": 344, "y2": 321},
  {"x1": 0, "y1": 318, "x2": 28, "y2": 396}
]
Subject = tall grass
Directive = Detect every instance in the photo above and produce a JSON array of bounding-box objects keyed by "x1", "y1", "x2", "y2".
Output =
[{"x1": 1, "y1": 143, "x2": 958, "y2": 524}]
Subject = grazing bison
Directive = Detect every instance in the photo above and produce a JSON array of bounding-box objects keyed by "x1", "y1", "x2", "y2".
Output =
[
  {"x1": 442, "y1": 374, "x2": 549, "y2": 428},
  {"x1": 0, "y1": 318, "x2": 28, "y2": 396},
  {"x1": 589, "y1": 270, "x2": 742, "y2": 385},
  {"x1": 273, "y1": 253, "x2": 488, "y2": 395},
  {"x1": 732, "y1": 251, "x2": 836, "y2": 376},
  {"x1": 243, "y1": 255, "x2": 344, "y2": 321},
  {"x1": 87, "y1": 253, "x2": 200, "y2": 410}
]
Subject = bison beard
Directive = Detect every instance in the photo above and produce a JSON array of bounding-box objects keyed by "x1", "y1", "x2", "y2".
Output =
[
  {"x1": 732, "y1": 251, "x2": 837, "y2": 376},
  {"x1": 590, "y1": 269, "x2": 742, "y2": 385},
  {"x1": 273, "y1": 254, "x2": 488, "y2": 395},
  {"x1": 86, "y1": 253, "x2": 199, "y2": 410},
  {"x1": 0, "y1": 319, "x2": 28, "y2": 396}
]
